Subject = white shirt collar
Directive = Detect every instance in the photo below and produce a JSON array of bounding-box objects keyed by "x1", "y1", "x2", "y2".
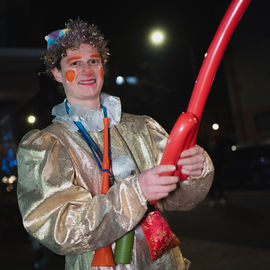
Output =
[{"x1": 51, "y1": 93, "x2": 122, "y2": 132}]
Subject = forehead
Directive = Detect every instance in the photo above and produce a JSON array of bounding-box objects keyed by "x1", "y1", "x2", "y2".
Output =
[{"x1": 65, "y1": 43, "x2": 99, "y2": 57}]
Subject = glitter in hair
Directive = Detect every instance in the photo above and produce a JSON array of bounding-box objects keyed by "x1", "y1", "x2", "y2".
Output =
[{"x1": 43, "y1": 19, "x2": 110, "y2": 71}]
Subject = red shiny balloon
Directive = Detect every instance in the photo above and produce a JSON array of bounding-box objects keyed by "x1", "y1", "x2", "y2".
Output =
[{"x1": 160, "y1": 0, "x2": 251, "y2": 180}]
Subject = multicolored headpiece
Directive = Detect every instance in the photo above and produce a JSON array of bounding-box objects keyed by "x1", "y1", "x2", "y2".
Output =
[
  {"x1": 45, "y1": 29, "x2": 69, "y2": 48},
  {"x1": 43, "y1": 19, "x2": 110, "y2": 72}
]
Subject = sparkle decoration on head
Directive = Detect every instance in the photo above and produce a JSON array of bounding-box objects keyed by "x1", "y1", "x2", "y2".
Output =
[
  {"x1": 43, "y1": 19, "x2": 110, "y2": 72},
  {"x1": 45, "y1": 29, "x2": 70, "y2": 47}
]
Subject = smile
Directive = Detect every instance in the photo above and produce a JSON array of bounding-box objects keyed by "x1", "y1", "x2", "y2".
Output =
[{"x1": 79, "y1": 79, "x2": 96, "y2": 85}]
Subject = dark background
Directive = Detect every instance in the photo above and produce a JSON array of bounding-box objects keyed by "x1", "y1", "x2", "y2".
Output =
[
  {"x1": 1, "y1": 1, "x2": 270, "y2": 269},
  {"x1": 3, "y1": 0, "x2": 265, "y2": 137}
]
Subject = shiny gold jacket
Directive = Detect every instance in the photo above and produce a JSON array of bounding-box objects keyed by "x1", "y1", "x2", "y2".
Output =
[{"x1": 17, "y1": 96, "x2": 214, "y2": 270}]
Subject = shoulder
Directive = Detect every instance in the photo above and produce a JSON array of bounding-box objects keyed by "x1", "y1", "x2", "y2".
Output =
[
  {"x1": 120, "y1": 113, "x2": 168, "y2": 137},
  {"x1": 18, "y1": 122, "x2": 68, "y2": 151}
]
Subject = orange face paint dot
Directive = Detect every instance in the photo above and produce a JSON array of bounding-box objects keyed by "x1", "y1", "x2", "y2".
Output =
[
  {"x1": 100, "y1": 67, "x2": 104, "y2": 81},
  {"x1": 65, "y1": 69, "x2": 76, "y2": 83}
]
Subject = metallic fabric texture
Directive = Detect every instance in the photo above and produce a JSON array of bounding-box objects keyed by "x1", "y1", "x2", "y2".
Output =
[{"x1": 17, "y1": 94, "x2": 214, "y2": 270}]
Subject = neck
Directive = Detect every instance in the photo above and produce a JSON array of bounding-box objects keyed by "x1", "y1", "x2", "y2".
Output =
[{"x1": 67, "y1": 97, "x2": 101, "y2": 110}]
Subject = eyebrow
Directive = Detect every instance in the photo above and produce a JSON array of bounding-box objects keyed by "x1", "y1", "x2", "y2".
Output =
[
  {"x1": 89, "y1": 54, "x2": 101, "y2": 58},
  {"x1": 67, "y1": 55, "x2": 82, "y2": 64}
]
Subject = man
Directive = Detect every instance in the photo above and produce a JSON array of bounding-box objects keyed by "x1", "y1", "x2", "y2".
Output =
[{"x1": 17, "y1": 19, "x2": 214, "y2": 270}]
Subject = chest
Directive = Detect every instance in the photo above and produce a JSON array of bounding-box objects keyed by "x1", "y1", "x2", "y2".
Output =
[{"x1": 66, "y1": 125, "x2": 155, "y2": 194}]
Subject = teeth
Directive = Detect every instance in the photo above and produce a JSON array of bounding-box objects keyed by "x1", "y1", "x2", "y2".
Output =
[{"x1": 79, "y1": 80, "x2": 95, "y2": 84}]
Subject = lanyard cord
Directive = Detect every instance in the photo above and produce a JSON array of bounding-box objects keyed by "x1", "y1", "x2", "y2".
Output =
[{"x1": 64, "y1": 100, "x2": 112, "y2": 172}]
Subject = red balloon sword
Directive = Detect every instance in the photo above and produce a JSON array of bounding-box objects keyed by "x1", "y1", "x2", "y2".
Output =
[
  {"x1": 117, "y1": 0, "x2": 252, "y2": 264},
  {"x1": 141, "y1": 1, "x2": 252, "y2": 261},
  {"x1": 160, "y1": 0, "x2": 251, "y2": 180}
]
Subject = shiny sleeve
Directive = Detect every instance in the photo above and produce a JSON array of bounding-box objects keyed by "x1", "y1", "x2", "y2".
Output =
[
  {"x1": 161, "y1": 150, "x2": 214, "y2": 211},
  {"x1": 16, "y1": 130, "x2": 147, "y2": 256},
  {"x1": 144, "y1": 116, "x2": 214, "y2": 211}
]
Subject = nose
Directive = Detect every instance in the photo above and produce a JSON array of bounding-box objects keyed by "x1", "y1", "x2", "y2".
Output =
[
  {"x1": 83, "y1": 63, "x2": 92, "y2": 76},
  {"x1": 85, "y1": 69, "x2": 92, "y2": 76}
]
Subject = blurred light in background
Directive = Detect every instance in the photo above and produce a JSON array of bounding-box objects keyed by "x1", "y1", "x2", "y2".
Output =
[
  {"x1": 126, "y1": 76, "x2": 138, "y2": 85},
  {"x1": 116, "y1": 76, "x2": 125, "y2": 85},
  {"x1": 2, "y1": 175, "x2": 16, "y2": 184},
  {"x1": 2, "y1": 175, "x2": 17, "y2": 192},
  {"x1": 1, "y1": 132, "x2": 17, "y2": 178},
  {"x1": 27, "y1": 114, "x2": 37, "y2": 124},
  {"x1": 212, "y1": 123, "x2": 219, "y2": 131},
  {"x1": 150, "y1": 29, "x2": 165, "y2": 45},
  {"x1": 115, "y1": 76, "x2": 138, "y2": 85}
]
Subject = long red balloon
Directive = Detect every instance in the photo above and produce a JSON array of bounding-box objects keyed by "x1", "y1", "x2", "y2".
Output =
[{"x1": 160, "y1": 0, "x2": 251, "y2": 180}]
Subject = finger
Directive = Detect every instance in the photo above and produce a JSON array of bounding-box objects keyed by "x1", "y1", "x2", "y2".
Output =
[
  {"x1": 156, "y1": 176, "x2": 179, "y2": 185},
  {"x1": 153, "y1": 164, "x2": 176, "y2": 175},
  {"x1": 181, "y1": 168, "x2": 203, "y2": 177},
  {"x1": 152, "y1": 183, "x2": 177, "y2": 193},
  {"x1": 179, "y1": 162, "x2": 204, "y2": 176},
  {"x1": 182, "y1": 162, "x2": 204, "y2": 171},
  {"x1": 180, "y1": 145, "x2": 204, "y2": 158},
  {"x1": 154, "y1": 181, "x2": 178, "y2": 194},
  {"x1": 157, "y1": 183, "x2": 178, "y2": 197},
  {"x1": 157, "y1": 176, "x2": 179, "y2": 185},
  {"x1": 177, "y1": 154, "x2": 205, "y2": 166}
]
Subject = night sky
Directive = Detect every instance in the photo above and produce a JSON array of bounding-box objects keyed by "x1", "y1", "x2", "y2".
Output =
[{"x1": 2, "y1": 0, "x2": 268, "y2": 141}]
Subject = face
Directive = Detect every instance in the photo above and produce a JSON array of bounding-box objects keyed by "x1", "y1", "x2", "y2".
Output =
[{"x1": 51, "y1": 43, "x2": 104, "y2": 109}]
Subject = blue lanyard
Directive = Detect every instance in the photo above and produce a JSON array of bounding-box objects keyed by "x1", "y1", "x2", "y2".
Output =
[{"x1": 64, "y1": 100, "x2": 112, "y2": 172}]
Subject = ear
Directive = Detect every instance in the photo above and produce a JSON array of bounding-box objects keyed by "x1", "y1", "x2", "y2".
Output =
[{"x1": 51, "y1": 67, "x2": 63, "y2": 83}]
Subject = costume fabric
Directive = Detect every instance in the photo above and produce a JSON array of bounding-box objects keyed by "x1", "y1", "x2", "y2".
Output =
[{"x1": 17, "y1": 94, "x2": 214, "y2": 270}]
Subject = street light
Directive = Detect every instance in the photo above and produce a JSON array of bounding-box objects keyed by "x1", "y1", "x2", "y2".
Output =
[
  {"x1": 27, "y1": 114, "x2": 37, "y2": 125},
  {"x1": 150, "y1": 29, "x2": 165, "y2": 45},
  {"x1": 115, "y1": 76, "x2": 125, "y2": 85},
  {"x1": 212, "y1": 123, "x2": 219, "y2": 131}
]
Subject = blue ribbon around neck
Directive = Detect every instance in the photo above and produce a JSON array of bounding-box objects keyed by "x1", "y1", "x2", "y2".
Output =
[{"x1": 64, "y1": 100, "x2": 111, "y2": 172}]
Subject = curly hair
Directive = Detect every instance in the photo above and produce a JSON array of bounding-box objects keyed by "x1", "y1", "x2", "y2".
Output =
[{"x1": 43, "y1": 19, "x2": 110, "y2": 72}]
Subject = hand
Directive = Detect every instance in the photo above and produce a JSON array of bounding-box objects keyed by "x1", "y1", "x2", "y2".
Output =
[
  {"x1": 177, "y1": 145, "x2": 205, "y2": 177},
  {"x1": 138, "y1": 165, "x2": 179, "y2": 201}
]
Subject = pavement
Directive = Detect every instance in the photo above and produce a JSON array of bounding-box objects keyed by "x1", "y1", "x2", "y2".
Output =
[
  {"x1": 167, "y1": 189, "x2": 270, "y2": 270},
  {"x1": 1, "y1": 189, "x2": 270, "y2": 270}
]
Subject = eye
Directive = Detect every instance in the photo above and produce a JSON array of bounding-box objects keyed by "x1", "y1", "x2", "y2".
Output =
[
  {"x1": 89, "y1": 58, "x2": 101, "y2": 65},
  {"x1": 71, "y1": 61, "x2": 79, "y2": 66}
]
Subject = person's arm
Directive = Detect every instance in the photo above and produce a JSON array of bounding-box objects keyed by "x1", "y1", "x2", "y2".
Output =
[
  {"x1": 17, "y1": 130, "x2": 147, "y2": 256},
  {"x1": 161, "y1": 148, "x2": 214, "y2": 211},
  {"x1": 141, "y1": 116, "x2": 214, "y2": 211}
]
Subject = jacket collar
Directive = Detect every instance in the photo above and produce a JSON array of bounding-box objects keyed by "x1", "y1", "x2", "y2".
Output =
[{"x1": 51, "y1": 93, "x2": 122, "y2": 132}]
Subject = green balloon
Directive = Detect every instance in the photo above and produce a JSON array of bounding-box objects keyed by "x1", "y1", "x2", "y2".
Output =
[{"x1": 114, "y1": 231, "x2": 134, "y2": 264}]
